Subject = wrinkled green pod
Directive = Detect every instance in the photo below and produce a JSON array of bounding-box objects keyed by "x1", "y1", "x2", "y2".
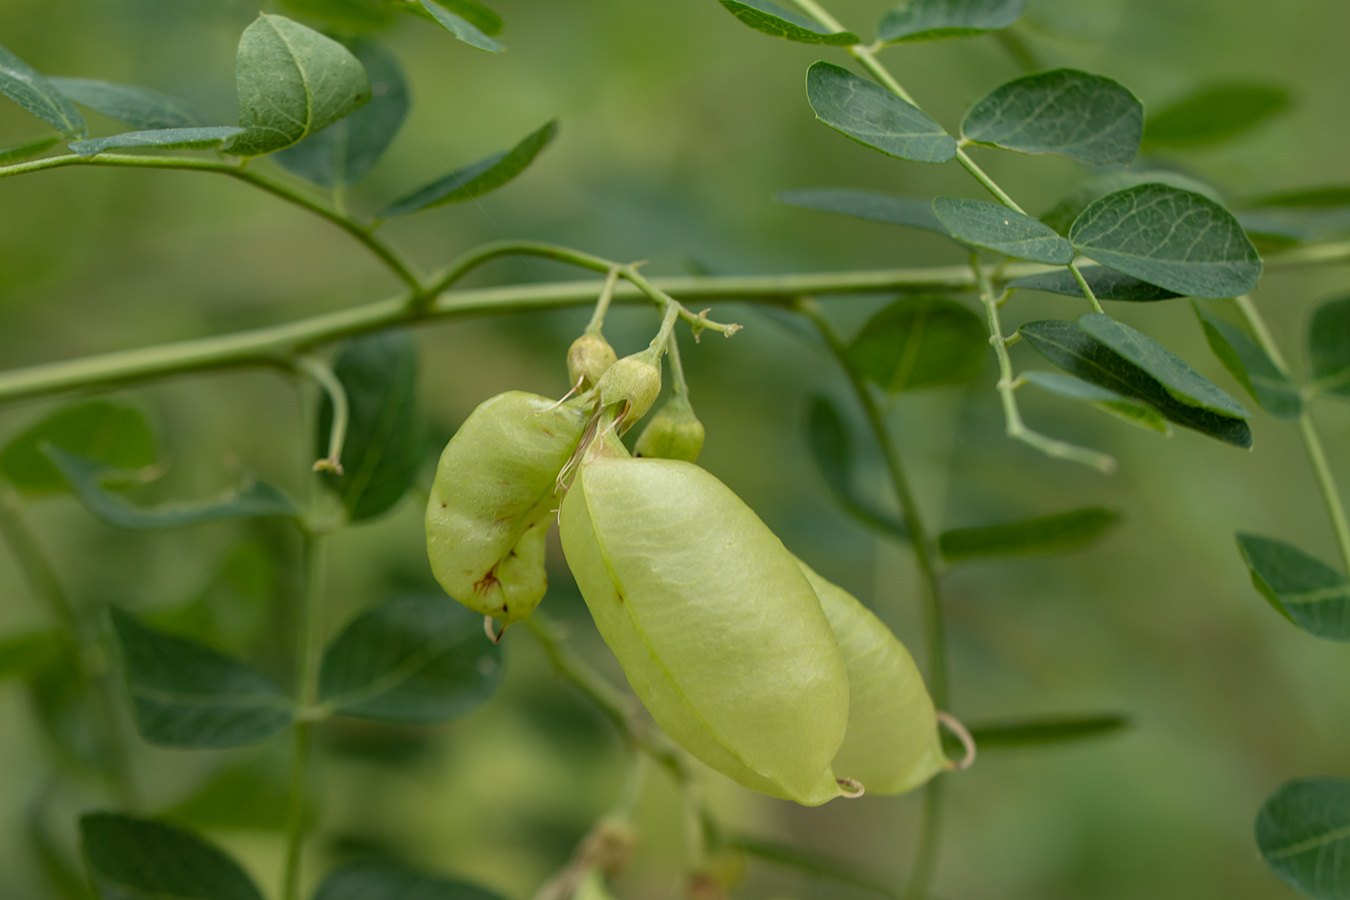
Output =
[
  {"x1": 559, "y1": 435, "x2": 850, "y2": 805},
  {"x1": 426, "y1": 392, "x2": 587, "y2": 626},
  {"x1": 798, "y1": 561, "x2": 948, "y2": 794}
]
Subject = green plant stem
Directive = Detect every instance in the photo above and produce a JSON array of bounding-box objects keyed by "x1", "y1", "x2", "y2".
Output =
[
  {"x1": 0, "y1": 492, "x2": 139, "y2": 809},
  {"x1": 971, "y1": 256, "x2": 1116, "y2": 472},
  {"x1": 0, "y1": 153, "x2": 423, "y2": 291},
  {"x1": 797, "y1": 298, "x2": 948, "y2": 898},
  {"x1": 296, "y1": 356, "x2": 349, "y2": 474},
  {"x1": 1233, "y1": 295, "x2": 1350, "y2": 573},
  {"x1": 585, "y1": 268, "x2": 622, "y2": 334},
  {"x1": 667, "y1": 328, "x2": 691, "y2": 399},
  {"x1": 282, "y1": 528, "x2": 325, "y2": 900}
]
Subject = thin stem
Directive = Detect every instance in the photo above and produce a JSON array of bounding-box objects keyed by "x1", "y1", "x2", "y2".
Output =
[
  {"x1": 282, "y1": 528, "x2": 325, "y2": 900},
  {"x1": 971, "y1": 258, "x2": 1116, "y2": 472},
  {"x1": 586, "y1": 268, "x2": 622, "y2": 334},
  {"x1": 1233, "y1": 295, "x2": 1350, "y2": 573},
  {"x1": 954, "y1": 149, "x2": 1026, "y2": 214},
  {"x1": 296, "y1": 356, "x2": 349, "y2": 474},
  {"x1": 905, "y1": 779, "x2": 946, "y2": 900},
  {"x1": 0, "y1": 153, "x2": 423, "y2": 291},
  {"x1": 667, "y1": 329, "x2": 691, "y2": 399},
  {"x1": 0, "y1": 492, "x2": 139, "y2": 808},
  {"x1": 1068, "y1": 262, "x2": 1105, "y2": 315}
]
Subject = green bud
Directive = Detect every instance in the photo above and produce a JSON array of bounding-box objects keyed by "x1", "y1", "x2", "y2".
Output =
[
  {"x1": 596, "y1": 349, "x2": 662, "y2": 423},
  {"x1": 635, "y1": 394, "x2": 705, "y2": 462},
  {"x1": 567, "y1": 332, "x2": 618, "y2": 391}
]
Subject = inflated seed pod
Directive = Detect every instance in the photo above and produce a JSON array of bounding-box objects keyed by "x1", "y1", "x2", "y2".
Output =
[
  {"x1": 567, "y1": 333, "x2": 618, "y2": 391},
  {"x1": 595, "y1": 348, "x2": 662, "y2": 424},
  {"x1": 426, "y1": 391, "x2": 588, "y2": 626},
  {"x1": 560, "y1": 433, "x2": 850, "y2": 805},
  {"x1": 797, "y1": 561, "x2": 948, "y2": 794},
  {"x1": 634, "y1": 394, "x2": 705, "y2": 463}
]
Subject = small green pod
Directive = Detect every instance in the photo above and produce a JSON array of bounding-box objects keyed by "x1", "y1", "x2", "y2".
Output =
[
  {"x1": 797, "y1": 561, "x2": 949, "y2": 794},
  {"x1": 596, "y1": 350, "x2": 662, "y2": 423},
  {"x1": 567, "y1": 333, "x2": 618, "y2": 391},
  {"x1": 634, "y1": 394, "x2": 706, "y2": 463},
  {"x1": 426, "y1": 391, "x2": 588, "y2": 626},
  {"x1": 560, "y1": 436, "x2": 850, "y2": 805}
]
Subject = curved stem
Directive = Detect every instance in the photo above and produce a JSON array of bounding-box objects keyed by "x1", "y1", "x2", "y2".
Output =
[
  {"x1": 296, "y1": 356, "x2": 349, "y2": 475},
  {"x1": 0, "y1": 153, "x2": 423, "y2": 291},
  {"x1": 282, "y1": 528, "x2": 325, "y2": 900}
]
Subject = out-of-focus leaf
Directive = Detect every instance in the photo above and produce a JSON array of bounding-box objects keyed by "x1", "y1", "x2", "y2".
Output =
[
  {"x1": 806, "y1": 61, "x2": 956, "y2": 164},
  {"x1": 1144, "y1": 83, "x2": 1289, "y2": 149},
  {"x1": 1309, "y1": 295, "x2": 1350, "y2": 398},
  {"x1": 380, "y1": 120, "x2": 557, "y2": 217},
  {"x1": 848, "y1": 295, "x2": 987, "y2": 392},
  {"x1": 716, "y1": 0, "x2": 859, "y2": 44},
  {"x1": 0, "y1": 133, "x2": 60, "y2": 163},
  {"x1": 81, "y1": 813, "x2": 266, "y2": 900},
  {"x1": 419, "y1": 0, "x2": 504, "y2": 52},
  {"x1": 319, "y1": 595, "x2": 503, "y2": 722},
  {"x1": 1019, "y1": 319, "x2": 1252, "y2": 447},
  {"x1": 1007, "y1": 266, "x2": 1181, "y2": 302},
  {"x1": 274, "y1": 40, "x2": 409, "y2": 188},
  {"x1": 283, "y1": 0, "x2": 398, "y2": 31},
  {"x1": 317, "y1": 330, "x2": 421, "y2": 522},
  {"x1": 1021, "y1": 370, "x2": 1171, "y2": 434},
  {"x1": 1194, "y1": 304, "x2": 1301, "y2": 419},
  {"x1": 166, "y1": 753, "x2": 293, "y2": 832},
  {"x1": 730, "y1": 835, "x2": 897, "y2": 899},
  {"x1": 942, "y1": 714, "x2": 1129, "y2": 752},
  {"x1": 0, "y1": 631, "x2": 63, "y2": 681},
  {"x1": 1237, "y1": 533, "x2": 1350, "y2": 640},
  {"x1": 152, "y1": 538, "x2": 281, "y2": 651},
  {"x1": 932, "y1": 197, "x2": 1075, "y2": 263},
  {"x1": 938, "y1": 507, "x2": 1120, "y2": 562},
  {"x1": 69, "y1": 127, "x2": 244, "y2": 157},
  {"x1": 229, "y1": 14, "x2": 371, "y2": 157},
  {"x1": 432, "y1": 0, "x2": 503, "y2": 35},
  {"x1": 44, "y1": 446, "x2": 299, "y2": 529},
  {"x1": 0, "y1": 400, "x2": 157, "y2": 496},
  {"x1": 50, "y1": 77, "x2": 216, "y2": 129},
  {"x1": 1256, "y1": 777, "x2": 1350, "y2": 900},
  {"x1": 1078, "y1": 312, "x2": 1249, "y2": 418},
  {"x1": 110, "y1": 608, "x2": 292, "y2": 748},
  {"x1": 1040, "y1": 170, "x2": 1222, "y2": 235},
  {"x1": 776, "y1": 188, "x2": 950, "y2": 235},
  {"x1": 27, "y1": 805, "x2": 92, "y2": 900},
  {"x1": 1069, "y1": 184, "x2": 1262, "y2": 299},
  {"x1": 961, "y1": 69, "x2": 1142, "y2": 164},
  {"x1": 0, "y1": 44, "x2": 86, "y2": 137},
  {"x1": 314, "y1": 859, "x2": 510, "y2": 900},
  {"x1": 805, "y1": 396, "x2": 908, "y2": 539},
  {"x1": 877, "y1": 0, "x2": 1026, "y2": 43}
]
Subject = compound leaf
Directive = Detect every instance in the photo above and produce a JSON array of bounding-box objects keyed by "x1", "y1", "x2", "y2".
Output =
[
  {"x1": 932, "y1": 197, "x2": 1074, "y2": 263},
  {"x1": 805, "y1": 396, "x2": 907, "y2": 539},
  {"x1": 1, "y1": 401, "x2": 157, "y2": 496},
  {"x1": 1145, "y1": 83, "x2": 1289, "y2": 150},
  {"x1": 806, "y1": 61, "x2": 956, "y2": 164},
  {"x1": 1078, "y1": 312, "x2": 1248, "y2": 418},
  {"x1": 229, "y1": 14, "x2": 370, "y2": 157},
  {"x1": 44, "y1": 446, "x2": 300, "y2": 529},
  {"x1": 939, "y1": 507, "x2": 1120, "y2": 562},
  {"x1": 50, "y1": 77, "x2": 215, "y2": 129},
  {"x1": 1008, "y1": 266, "x2": 1181, "y2": 302},
  {"x1": 877, "y1": 0, "x2": 1025, "y2": 43},
  {"x1": 1257, "y1": 777, "x2": 1350, "y2": 900},
  {"x1": 961, "y1": 69, "x2": 1142, "y2": 164},
  {"x1": 716, "y1": 0, "x2": 859, "y2": 44},
  {"x1": 419, "y1": 0, "x2": 504, "y2": 52},
  {"x1": 70, "y1": 127, "x2": 244, "y2": 157},
  {"x1": 1019, "y1": 319, "x2": 1252, "y2": 447},
  {"x1": 848, "y1": 295, "x2": 986, "y2": 392},
  {"x1": 1194, "y1": 304, "x2": 1301, "y2": 419},
  {"x1": 1069, "y1": 183, "x2": 1262, "y2": 299},
  {"x1": 776, "y1": 188, "x2": 950, "y2": 235},
  {"x1": 1021, "y1": 370, "x2": 1171, "y2": 434},
  {"x1": 0, "y1": 44, "x2": 86, "y2": 137},
  {"x1": 319, "y1": 594, "x2": 503, "y2": 722},
  {"x1": 111, "y1": 608, "x2": 291, "y2": 748},
  {"x1": 314, "y1": 859, "x2": 509, "y2": 900},
  {"x1": 317, "y1": 330, "x2": 421, "y2": 522},
  {"x1": 1237, "y1": 533, "x2": 1350, "y2": 640},
  {"x1": 81, "y1": 813, "x2": 265, "y2": 900},
  {"x1": 274, "y1": 40, "x2": 409, "y2": 188},
  {"x1": 380, "y1": 119, "x2": 557, "y2": 217},
  {"x1": 1309, "y1": 295, "x2": 1350, "y2": 399}
]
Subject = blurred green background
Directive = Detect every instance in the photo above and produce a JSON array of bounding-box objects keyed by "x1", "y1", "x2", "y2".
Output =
[{"x1": 1, "y1": 0, "x2": 1349, "y2": 898}]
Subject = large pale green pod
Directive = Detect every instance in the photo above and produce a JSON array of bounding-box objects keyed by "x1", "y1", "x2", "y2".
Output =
[
  {"x1": 425, "y1": 392, "x2": 587, "y2": 625},
  {"x1": 560, "y1": 437, "x2": 850, "y2": 805},
  {"x1": 798, "y1": 561, "x2": 948, "y2": 794}
]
